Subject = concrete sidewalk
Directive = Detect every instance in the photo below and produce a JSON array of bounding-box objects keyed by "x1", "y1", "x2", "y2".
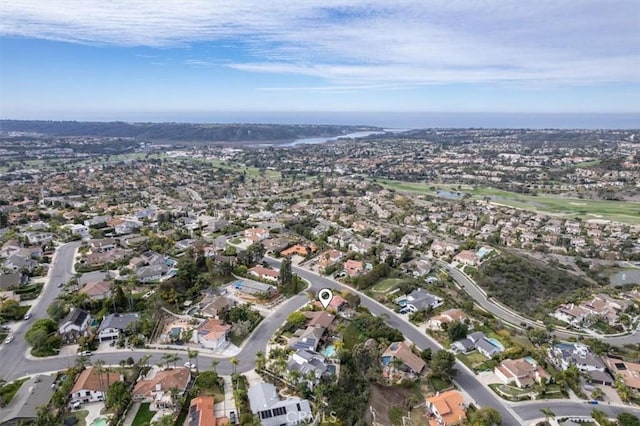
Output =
[{"x1": 122, "y1": 402, "x2": 140, "y2": 426}]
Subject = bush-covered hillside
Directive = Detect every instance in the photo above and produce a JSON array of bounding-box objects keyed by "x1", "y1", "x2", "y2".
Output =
[{"x1": 476, "y1": 254, "x2": 593, "y2": 316}]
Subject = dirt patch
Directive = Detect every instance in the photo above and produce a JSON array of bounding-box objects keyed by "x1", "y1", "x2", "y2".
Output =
[{"x1": 368, "y1": 384, "x2": 411, "y2": 426}]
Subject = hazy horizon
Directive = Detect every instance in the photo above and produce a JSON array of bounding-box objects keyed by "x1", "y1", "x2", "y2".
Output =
[{"x1": 2, "y1": 112, "x2": 639, "y2": 130}]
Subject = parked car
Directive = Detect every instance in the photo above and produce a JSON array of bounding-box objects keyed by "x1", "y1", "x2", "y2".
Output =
[
  {"x1": 57, "y1": 282, "x2": 64, "y2": 288},
  {"x1": 184, "y1": 362, "x2": 195, "y2": 369},
  {"x1": 79, "y1": 350, "x2": 92, "y2": 356},
  {"x1": 4, "y1": 335, "x2": 14, "y2": 344},
  {"x1": 23, "y1": 313, "x2": 32, "y2": 320},
  {"x1": 229, "y1": 411, "x2": 237, "y2": 424}
]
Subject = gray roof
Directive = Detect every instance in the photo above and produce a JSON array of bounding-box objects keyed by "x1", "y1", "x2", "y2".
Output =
[
  {"x1": 407, "y1": 288, "x2": 442, "y2": 310},
  {"x1": 452, "y1": 338, "x2": 475, "y2": 352},
  {"x1": 289, "y1": 326, "x2": 325, "y2": 352},
  {"x1": 0, "y1": 272, "x2": 21, "y2": 290},
  {"x1": 476, "y1": 338, "x2": 502, "y2": 356},
  {"x1": 62, "y1": 308, "x2": 89, "y2": 328},
  {"x1": 0, "y1": 375, "x2": 56, "y2": 424},
  {"x1": 247, "y1": 382, "x2": 312, "y2": 426},
  {"x1": 234, "y1": 280, "x2": 276, "y2": 295},
  {"x1": 98, "y1": 313, "x2": 139, "y2": 333},
  {"x1": 467, "y1": 331, "x2": 486, "y2": 342}
]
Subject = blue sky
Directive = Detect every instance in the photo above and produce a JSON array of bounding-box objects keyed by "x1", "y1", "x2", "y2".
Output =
[{"x1": 0, "y1": 1, "x2": 638, "y2": 121}]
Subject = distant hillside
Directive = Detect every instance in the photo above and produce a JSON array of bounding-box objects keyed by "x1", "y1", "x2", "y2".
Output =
[
  {"x1": 0, "y1": 120, "x2": 380, "y2": 142},
  {"x1": 476, "y1": 253, "x2": 594, "y2": 316}
]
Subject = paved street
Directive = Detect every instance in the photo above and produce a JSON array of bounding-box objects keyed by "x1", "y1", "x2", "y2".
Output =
[{"x1": 3, "y1": 245, "x2": 640, "y2": 425}]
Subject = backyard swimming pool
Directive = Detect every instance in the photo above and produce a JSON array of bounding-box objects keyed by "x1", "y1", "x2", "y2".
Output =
[
  {"x1": 487, "y1": 337, "x2": 505, "y2": 351},
  {"x1": 320, "y1": 344, "x2": 336, "y2": 357},
  {"x1": 90, "y1": 418, "x2": 108, "y2": 426}
]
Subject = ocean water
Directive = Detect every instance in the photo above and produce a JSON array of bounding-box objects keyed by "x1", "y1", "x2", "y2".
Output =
[{"x1": 125, "y1": 111, "x2": 639, "y2": 130}]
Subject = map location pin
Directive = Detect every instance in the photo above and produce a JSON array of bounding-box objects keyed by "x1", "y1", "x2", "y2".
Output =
[{"x1": 318, "y1": 288, "x2": 334, "y2": 309}]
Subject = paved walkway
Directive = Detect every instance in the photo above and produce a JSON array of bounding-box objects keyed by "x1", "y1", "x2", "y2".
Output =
[
  {"x1": 122, "y1": 402, "x2": 140, "y2": 426},
  {"x1": 214, "y1": 375, "x2": 237, "y2": 419}
]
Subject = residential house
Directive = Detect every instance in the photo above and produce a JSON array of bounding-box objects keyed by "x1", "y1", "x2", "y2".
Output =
[
  {"x1": 381, "y1": 341, "x2": 426, "y2": 377},
  {"x1": 425, "y1": 390, "x2": 466, "y2": 426},
  {"x1": 605, "y1": 356, "x2": 640, "y2": 391},
  {"x1": 194, "y1": 318, "x2": 231, "y2": 350},
  {"x1": 244, "y1": 228, "x2": 269, "y2": 242},
  {"x1": 395, "y1": 288, "x2": 443, "y2": 314},
  {"x1": 551, "y1": 304, "x2": 591, "y2": 327},
  {"x1": 89, "y1": 238, "x2": 117, "y2": 253},
  {"x1": 303, "y1": 311, "x2": 335, "y2": 328},
  {"x1": 0, "y1": 272, "x2": 22, "y2": 291},
  {"x1": 452, "y1": 250, "x2": 479, "y2": 266},
  {"x1": 0, "y1": 375, "x2": 55, "y2": 426},
  {"x1": 430, "y1": 240, "x2": 459, "y2": 257},
  {"x1": 315, "y1": 294, "x2": 348, "y2": 312},
  {"x1": 427, "y1": 309, "x2": 469, "y2": 331},
  {"x1": 451, "y1": 332, "x2": 504, "y2": 359},
  {"x1": 187, "y1": 396, "x2": 219, "y2": 426},
  {"x1": 234, "y1": 280, "x2": 277, "y2": 298},
  {"x1": 287, "y1": 350, "x2": 329, "y2": 387},
  {"x1": 84, "y1": 216, "x2": 110, "y2": 228},
  {"x1": 133, "y1": 367, "x2": 191, "y2": 409},
  {"x1": 98, "y1": 313, "x2": 139, "y2": 341},
  {"x1": 247, "y1": 382, "x2": 312, "y2": 426},
  {"x1": 3, "y1": 253, "x2": 38, "y2": 273},
  {"x1": 343, "y1": 259, "x2": 364, "y2": 277},
  {"x1": 201, "y1": 296, "x2": 235, "y2": 319},
  {"x1": 58, "y1": 308, "x2": 91, "y2": 343},
  {"x1": 248, "y1": 266, "x2": 280, "y2": 282},
  {"x1": 281, "y1": 244, "x2": 315, "y2": 257},
  {"x1": 136, "y1": 264, "x2": 170, "y2": 283},
  {"x1": 71, "y1": 367, "x2": 122, "y2": 404},
  {"x1": 289, "y1": 326, "x2": 326, "y2": 352},
  {"x1": 495, "y1": 358, "x2": 549, "y2": 388},
  {"x1": 317, "y1": 249, "x2": 343, "y2": 270},
  {"x1": 80, "y1": 281, "x2": 112, "y2": 301},
  {"x1": 547, "y1": 343, "x2": 612, "y2": 385}
]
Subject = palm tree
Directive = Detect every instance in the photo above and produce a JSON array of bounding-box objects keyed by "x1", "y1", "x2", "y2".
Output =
[
  {"x1": 540, "y1": 408, "x2": 555, "y2": 423},
  {"x1": 139, "y1": 353, "x2": 152, "y2": 369},
  {"x1": 75, "y1": 355, "x2": 90, "y2": 370},
  {"x1": 230, "y1": 357, "x2": 239, "y2": 375},
  {"x1": 187, "y1": 349, "x2": 199, "y2": 371},
  {"x1": 255, "y1": 351, "x2": 266, "y2": 371},
  {"x1": 168, "y1": 353, "x2": 181, "y2": 369},
  {"x1": 591, "y1": 387, "x2": 604, "y2": 401},
  {"x1": 92, "y1": 359, "x2": 106, "y2": 402},
  {"x1": 210, "y1": 359, "x2": 219, "y2": 374}
]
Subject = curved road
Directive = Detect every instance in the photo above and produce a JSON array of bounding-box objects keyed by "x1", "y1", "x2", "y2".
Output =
[
  {"x1": 3, "y1": 248, "x2": 640, "y2": 425},
  {"x1": 436, "y1": 260, "x2": 640, "y2": 345}
]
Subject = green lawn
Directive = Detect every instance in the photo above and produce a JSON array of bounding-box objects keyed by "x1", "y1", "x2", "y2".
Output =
[
  {"x1": 489, "y1": 383, "x2": 533, "y2": 400},
  {"x1": 378, "y1": 179, "x2": 640, "y2": 224},
  {"x1": 131, "y1": 403, "x2": 157, "y2": 426},
  {"x1": 68, "y1": 410, "x2": 89, "y2": 426},
  {"x1": 342, "y1": 323, "x2": 366, "y2": 350},
  {"x1": 371, "y1": 278, "x2": 403, "y2": 293},
  {"x1": 0, "y1": 377, "x2": 29, "y2": 406},
  {"x1": 429, "y1": 376, "x2": 452, "y2": 393},
  {"x1": 457, "y1": 351, "x2": 489, "y2": 370}
]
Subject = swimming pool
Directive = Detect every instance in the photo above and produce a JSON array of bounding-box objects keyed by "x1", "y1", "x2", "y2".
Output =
[
  {"x1": 90, "y1": 418, "x2": 108, "y2": 426},
  {"x1": 487, "y1": 338, "x2": 505, "y2": 351},
  {"x1": 320, "y1": 344, "x2": 336, "y2": 357}
]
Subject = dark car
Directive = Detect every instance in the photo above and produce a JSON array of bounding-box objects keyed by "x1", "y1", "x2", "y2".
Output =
[{"x1": 229, "y1": 411, "x2": 237, "y2": 424}]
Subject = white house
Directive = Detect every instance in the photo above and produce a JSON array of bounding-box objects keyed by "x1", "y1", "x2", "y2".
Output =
[
  {"x1": 58, "y1": 308, "x2": 91, "y2": 342},
  {"x1": 194, "y1": 319, "x2": 231, "y2": 350},
  {"x1": 494, "y1": 358, "x2": 549, "y2": 388},
  {"x1": 71, "y1": 367, "x2": 122, "y2": 404},
  {"x1": 133, "y1": 367, "x2": 191, "y2": 409},
  {"x1": 97, "y1": 313, "x2": 139, "y2": 341}
]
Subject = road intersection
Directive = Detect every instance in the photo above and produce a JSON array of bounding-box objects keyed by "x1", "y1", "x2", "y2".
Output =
[{"x1": 2, "y1": 245, "x2": 640, "y2": 425}]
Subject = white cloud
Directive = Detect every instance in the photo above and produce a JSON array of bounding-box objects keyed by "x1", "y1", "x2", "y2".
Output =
[{"x1": 1, "y1": 0, "x2": 638, "y2": 86}]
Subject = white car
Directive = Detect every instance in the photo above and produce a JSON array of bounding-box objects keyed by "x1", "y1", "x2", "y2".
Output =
[
  {"x1": 4, "y1": 335, "x2": 14, "y2": 344},
  {"x1": 79, "y1": 350, "x2": 92, "y2": 356},
  {"x1": 184, "y1": 362, "x2": 195, "y2": 369},
  {"x1": 24, "y1": 313, "x2": 32, "y2": 320}
]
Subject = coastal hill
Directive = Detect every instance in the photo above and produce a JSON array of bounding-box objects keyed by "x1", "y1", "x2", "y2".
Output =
[{"x1": 0, "y1": 120, "x2": 381, "y2": 143}]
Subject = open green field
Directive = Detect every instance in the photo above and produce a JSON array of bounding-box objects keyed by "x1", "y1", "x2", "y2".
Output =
[
  {"x1": 378, "y1": 179, "x2": 640, "y2": 224},
  {"x1": 371, "y1": 278, "x2": 403, "y2": 293}
]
